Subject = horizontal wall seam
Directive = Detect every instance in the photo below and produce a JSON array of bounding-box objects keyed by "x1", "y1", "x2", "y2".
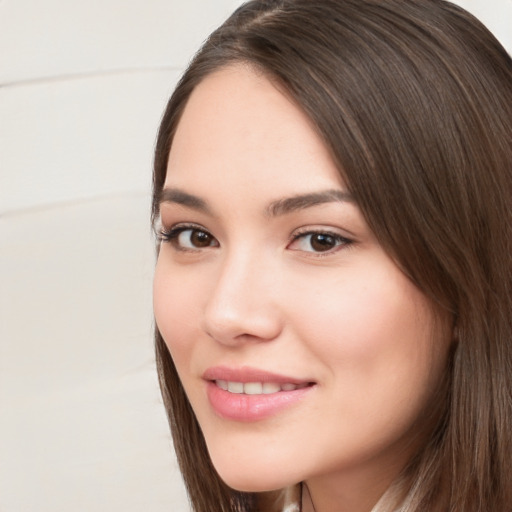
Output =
[{"x1": 0, "y1": 65, "x2": 181, "y2": 90}]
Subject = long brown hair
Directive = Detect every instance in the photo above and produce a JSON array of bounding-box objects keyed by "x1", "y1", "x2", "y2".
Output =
[{"x1": 152, "y1": 1, "x2": 512, "y2": 510}]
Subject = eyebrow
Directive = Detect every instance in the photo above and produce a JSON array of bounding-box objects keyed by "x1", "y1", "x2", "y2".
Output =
[
  {"x1": 158, "y1": 187, "x2": 353, "y2": 216},
  {"x1": 158, "y1": 188, "x2": 212, "y2": 214},
  {"x1": 266, "y1": 189, "x2": 354, "y2": 216}
]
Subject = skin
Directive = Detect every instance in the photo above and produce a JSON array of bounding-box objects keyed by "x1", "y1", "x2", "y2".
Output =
[{"x1": 153, "y1": 65, "x2": 452, "y2": 512}]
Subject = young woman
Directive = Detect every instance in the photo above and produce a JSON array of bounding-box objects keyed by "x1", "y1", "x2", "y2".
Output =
[{"x1": 152, "y1": 1, "x2": 512, "y2": 510}]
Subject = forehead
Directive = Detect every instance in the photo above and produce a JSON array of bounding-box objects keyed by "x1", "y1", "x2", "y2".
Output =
[{"x1": 165, "y1": 64, "x2": 344, "y2": 195}]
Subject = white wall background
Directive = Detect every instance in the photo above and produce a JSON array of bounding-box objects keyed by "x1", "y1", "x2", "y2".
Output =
[{"x1": 1, "y1": 1, "x2": 510, "y2": 511}]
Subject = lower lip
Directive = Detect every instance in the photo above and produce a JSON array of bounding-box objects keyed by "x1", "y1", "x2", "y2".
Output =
[{"x1": 206, "y1": 381, "x2": 314, "y2": 422}]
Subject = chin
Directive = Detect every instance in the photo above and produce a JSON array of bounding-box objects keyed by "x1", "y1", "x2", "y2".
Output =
[
  {"x1": 202, "y1": 425, "x2": 304, "y2": 492},
  {"x1": 222, "y1": 477, "x2": 285, "y2": 494},
  {"x1": 213, "y1": 461, "x2": 292, "y2": 493}
]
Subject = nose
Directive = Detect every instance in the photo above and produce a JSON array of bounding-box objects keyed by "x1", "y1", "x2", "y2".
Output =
[{"x1": 202, "y1": 251, "x2": 283, "y2": 346}]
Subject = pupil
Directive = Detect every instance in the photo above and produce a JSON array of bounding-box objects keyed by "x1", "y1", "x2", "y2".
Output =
[
  {"x1": 192, "y1": 231, "x2": 211, "y2": 247},
  {"x1": 311, "y1": 234, "x2": 335, "y2": 252}
]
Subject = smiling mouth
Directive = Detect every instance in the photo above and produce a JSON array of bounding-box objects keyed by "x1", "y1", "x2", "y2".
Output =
[
  {"x1": 206, "y1": 373, "x2": 315, "y2": 421},
  {"x1": 214, "y1": 380, "x2": 312, "y2": 395}
]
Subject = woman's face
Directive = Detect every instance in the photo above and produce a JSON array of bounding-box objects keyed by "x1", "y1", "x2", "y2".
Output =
[{"x1": 154, "y1": 65, "x2": 451, "y2": 500}]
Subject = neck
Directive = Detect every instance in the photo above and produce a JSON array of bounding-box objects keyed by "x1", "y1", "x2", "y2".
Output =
[
  {"x1": 300, "y1": 456, "x2": 405, "y2": 512},
  {"x1": 301, "y1": 483, "x2": 315, "y2": 512}
]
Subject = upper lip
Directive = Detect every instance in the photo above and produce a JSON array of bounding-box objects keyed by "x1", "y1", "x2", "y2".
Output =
[{"x1": 202, "y1": 365, "x2": 313, "y2": 385}]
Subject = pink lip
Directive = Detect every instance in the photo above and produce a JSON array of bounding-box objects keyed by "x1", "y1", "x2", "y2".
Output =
[
  {"x1": 203, "y1": 366, "x2": 315, "y2": 422},
  {"x1": 202, "y1": 365, "x2": 311, "y2": 384}
]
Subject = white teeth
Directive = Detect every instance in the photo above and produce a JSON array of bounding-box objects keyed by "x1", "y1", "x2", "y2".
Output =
[
  {"x1": 227, "y1": 381, "x2": 244, "y2": 394},
  {"x1": 216, "y1": 380, "x2": 306, "y2": 395},
  {"x1": 217, "y1": 379, "x2": 228, "y2": 391},
  {"x1": 244, "y1": 382, "x2": 263, "y2": 395},
  {"x1": 262, "y1": 382, "x2": 281, "y2": 394}
]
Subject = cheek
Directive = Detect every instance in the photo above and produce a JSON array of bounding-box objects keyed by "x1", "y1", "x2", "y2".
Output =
[
  {"x1": 153, "y1": 258, "x2": 200, "y2": 356},
  {"x1": 284, "y1": 268, "x2": 448, "y2": 462},
  {"x1": 284, "y1": 265, "x2": 421, "y2": 352},
  {"x1": 285, "y1": 261, "x2": 445, "y2": 399}
]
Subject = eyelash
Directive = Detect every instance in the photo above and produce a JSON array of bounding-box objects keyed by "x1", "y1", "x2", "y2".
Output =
[
  {"x1": 158, "y1": 223, "x2": 218, "y2": 251},
  {"x1": 288, "y1": 229, "x2": 353, "y2": 256},
  {"x1": 158, "y1": 224, "x2": 353, "y2": 255}
]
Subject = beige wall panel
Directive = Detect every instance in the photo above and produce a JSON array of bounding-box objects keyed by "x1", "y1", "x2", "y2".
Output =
[
  {"x1": 0, "y1": 0, "x2": 243, "y2": 84},
  {"x1": 1, "y1": 70, "x2": 177, "y2": 214},
  {"x1": 0, "y1": 194, "x2": 188, "y2": 511},
  {"x1": 451, "y1": 0, "x2": 511, "y2": 50}
]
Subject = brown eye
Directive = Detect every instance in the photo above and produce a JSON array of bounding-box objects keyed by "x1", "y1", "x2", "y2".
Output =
[
  {"x1": 189, "y1": 230, "x2": 214, "y2": 247},
  {"x1": 309, "y1": 233, "x2": 337, "y2": 252},
  {"x1": 172, "y1": 228, "x2": 218, "y2": 249},
  {"x1": 289, "y1": 231, "x2": 351, "y2": 254}
]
